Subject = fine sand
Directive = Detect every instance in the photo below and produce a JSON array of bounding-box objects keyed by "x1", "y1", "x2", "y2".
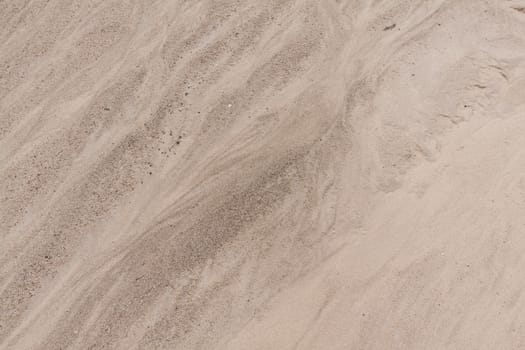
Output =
[{"x1": 2, "y1": 1, "x2": 525, "y2": 349}]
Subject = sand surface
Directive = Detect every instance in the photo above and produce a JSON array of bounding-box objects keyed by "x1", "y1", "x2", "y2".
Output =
[{"x1": 2, "y1": 1, "x2": 525, "y2": 349}]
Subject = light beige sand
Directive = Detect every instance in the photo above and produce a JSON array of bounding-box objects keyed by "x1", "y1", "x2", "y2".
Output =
[{"x1": 2, "y1": 1, "x2": 525, "y2": 349}]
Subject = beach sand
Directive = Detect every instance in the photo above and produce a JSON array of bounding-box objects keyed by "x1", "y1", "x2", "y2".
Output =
[{"x1": 2, "y1": 1, "x2": 525, "y2": 349}]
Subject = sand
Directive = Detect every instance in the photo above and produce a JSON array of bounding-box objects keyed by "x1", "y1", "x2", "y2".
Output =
[{"x1": 1, "y1": 0, "x2": 525, "y2": 349}]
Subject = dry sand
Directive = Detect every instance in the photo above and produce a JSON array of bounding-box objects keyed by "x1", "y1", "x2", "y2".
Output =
[{"x1": 2, "y1": 0, "x2": 525, "y2": 349}]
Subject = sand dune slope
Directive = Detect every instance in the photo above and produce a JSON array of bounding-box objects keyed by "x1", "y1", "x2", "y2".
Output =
[{"x1": 2, "y1": 0, "x2": 525, "y2": 349}]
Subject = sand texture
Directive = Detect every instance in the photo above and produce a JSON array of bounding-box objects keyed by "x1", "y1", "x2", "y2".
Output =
[{"x1": 2, "y1": 0, "x2": 525, "y2": 349}]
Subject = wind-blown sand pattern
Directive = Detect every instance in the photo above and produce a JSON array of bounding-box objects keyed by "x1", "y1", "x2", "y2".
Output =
[{"x1": 2, "y1": 1, "x2": 525, "y2": 349}]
